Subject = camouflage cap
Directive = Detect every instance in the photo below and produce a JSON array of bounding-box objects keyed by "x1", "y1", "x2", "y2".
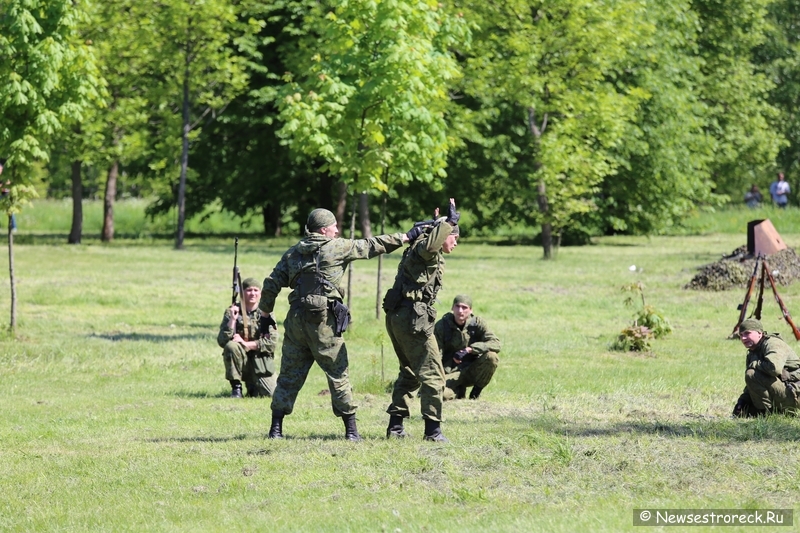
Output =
[
  {"x1": 306, "y1": 208, "x2": 337, "y2": 231},
  {"x1": 453, "y1": 294, "x2": 472, "y2": 308},
  {"x1": 242, "y1": 277, "x2": 261, "y2": 291},
  {"x1": 739, "y1": 318, "x2": 764, "y2": 334}
]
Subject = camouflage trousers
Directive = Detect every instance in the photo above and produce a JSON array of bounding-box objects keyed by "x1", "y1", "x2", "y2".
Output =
[
  {"x1": 271, "y1": 306, "x2": 356, "y2": 417},
  {"x1": 745, "y1": 368, "x2": 800, "y2": 413},
  {"x1": 443, "y1": 351, "x2": 499, "y2": 401},
  {"x1": 222, "y1": 341, "x2": 277, "y2": 397},
  {"x1": 385, "y1": 304, "x2": 445, "y2": 422}
]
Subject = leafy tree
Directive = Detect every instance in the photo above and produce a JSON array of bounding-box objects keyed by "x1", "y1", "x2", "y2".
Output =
[
  {"x1": 275, "y1": 0, "x2": 469, "y2": 203},
  {"x1": 0, "y1": 0, "x2": 101, "y2": 333},
  {"x1": 183, "y1": 1, "x2": 322, "y2": 236},
  {"x1": 756, "y1": 0, "x2": 800, "y2": 197},
  {"x1": 140, "y1": 0, "x2": 259, "y2": 249},
  {"x1": 692, "y1": 0, "x2": 785, "y2": 198},
  {"x1": 448, "y1": 0, "x2": 649, "y2": 257},
  {"x1": 591, "y1": 0, "x2": 719, "y2": 235},
  {"x1": 79, "y1": 0, "x2": 151, "y2": 243}
]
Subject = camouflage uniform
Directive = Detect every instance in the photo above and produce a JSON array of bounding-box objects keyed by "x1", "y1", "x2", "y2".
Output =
[
  {"x1": 435, "y1": 312, "x2": 501, "y2": 400},
  {"x1": 260, "y1": 231, "x2": 405, "y2": 418},
  {"x1": 384, "y1": 222, "x2": 454, "y2": 423},
  {"x1": 217, "y1": 307, "x2": 278, "y2": 397},
  {"x1": 736, "y1": 332, "x2": 800, "y2": 414}
]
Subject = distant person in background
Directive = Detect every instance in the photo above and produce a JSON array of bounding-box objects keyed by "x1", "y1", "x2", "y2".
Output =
[
  {"x1": 744, "y1": 184, "x2": 762, "y2": 209},
  {"x1": 217, "y1": 277, "x2": 279, "y2": 398},
  {"x1": 733, "y1": 319, "x2": 800, "y2": 417},
  {"x1": 0, "y1": 158, "x2": 17, "y2": 232},
  {"x1": 769, "y1": 172, "x2": 790, "y2": 208}
]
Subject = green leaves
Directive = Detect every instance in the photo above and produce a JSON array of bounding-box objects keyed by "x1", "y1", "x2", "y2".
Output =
[
  {"x1": 275, "y1": 0, "x2": 470, "y2": 193},
  {"x1": 0, "y1": 0, "x2": 102, "y2": 175}
]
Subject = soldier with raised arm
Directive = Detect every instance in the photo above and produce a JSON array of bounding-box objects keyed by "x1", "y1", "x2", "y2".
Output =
[
  {"x1": 383, "y1": 199, "x2": 460, "y2": 442},
  {"x1": 260, "y1": 208, "x2": 413, "y2": 441}
]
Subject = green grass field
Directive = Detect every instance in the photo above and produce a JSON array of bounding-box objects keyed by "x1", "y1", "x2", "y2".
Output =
[{"x1": 1, "y1": 201, "x2": 800, "y2": 531}]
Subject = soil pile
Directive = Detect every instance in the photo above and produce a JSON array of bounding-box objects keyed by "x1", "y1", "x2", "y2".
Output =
[{"x1": 685, "y1": 246, "x2": 800, "y2": 291}]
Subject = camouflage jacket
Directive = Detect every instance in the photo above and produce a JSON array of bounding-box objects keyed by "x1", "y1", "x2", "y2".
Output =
[
  {"x1": 435, "y1": 312, "x2": 501, "y2": 369},
  {"x1": 746, "y1": 333, "x2": 800, "y2": 380},
  {"x1": 259, "y1": 232, "x2": 405, "y2": 313},
  {"x1": 217, "y1": 306, "x2": 278, "y2": 355},
  {"x1": 391, "y1": 221, "x2": 453, "y2": 305}
]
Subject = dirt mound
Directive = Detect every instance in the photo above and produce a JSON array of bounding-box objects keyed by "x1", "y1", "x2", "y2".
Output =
[{"x1": 685, "y1": 246, "x2": 800, "y2": 291}]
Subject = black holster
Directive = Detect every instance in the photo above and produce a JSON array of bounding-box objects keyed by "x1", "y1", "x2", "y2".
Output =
[{"x1": 329, "y1": 300, "x2": 351, "y2": 336}]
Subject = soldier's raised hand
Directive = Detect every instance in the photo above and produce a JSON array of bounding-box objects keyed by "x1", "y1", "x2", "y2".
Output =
[{"x1": 446, "y1": 198, "x2": 459, "y2": 225}]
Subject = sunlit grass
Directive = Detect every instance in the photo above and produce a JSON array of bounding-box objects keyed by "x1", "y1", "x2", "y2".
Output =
[{"x1": 1, "y1": 215, "x2": 799, "y2": 531}]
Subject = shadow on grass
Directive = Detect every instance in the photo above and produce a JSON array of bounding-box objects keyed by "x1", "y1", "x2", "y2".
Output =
[
  {"x1": 146, "y1": 434, "x2": 250, "y2": 443},
  {"x1": 172, "y1": 389, "x2": 232, "y2": 399},
  {"x1": 89, "y1": 332, "x2": 209, "y2": 342},
  {"x1": 483, "y1": 412, "x2": 800, "y2": 443}
]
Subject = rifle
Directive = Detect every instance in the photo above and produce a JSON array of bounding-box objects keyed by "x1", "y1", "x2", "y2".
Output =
[
  {"x1": 762, "y1": 258, "x2": 800, "y2": 341},
  {"x1": 231, "y1": 237, "x2": 249, "y2": 340},
  {"x1": 730, "y1": 255, "x2": 762, "y2": 339}
]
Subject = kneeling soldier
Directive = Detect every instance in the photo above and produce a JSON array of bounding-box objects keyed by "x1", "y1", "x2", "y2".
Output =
[
  {"x1": 217, "y1": 278, "x2": 278, "y2": 398},
  {"x1": 435, "y1": 295, "x2": 501, "y2": 401},
  {"x1": 733, "y1": 318, "x2": 800, "y2": 417}
]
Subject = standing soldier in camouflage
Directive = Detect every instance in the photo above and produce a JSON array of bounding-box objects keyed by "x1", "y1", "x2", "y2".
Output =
[
  {"x1": 383, "y1": 198, "x2": 460, "y2": 442},
  {"x1": 733, "y1": 318, "x2": 800, "y2": 417},
  {"x1": 217, "y1": 277, "x2": 279, "y2": 398},
  {"x1": 260, "y1": 208, "x2": 412, "y2": 441},
  {"x1": 435, "y1": 294, "x2": 501, "y2": 401}
]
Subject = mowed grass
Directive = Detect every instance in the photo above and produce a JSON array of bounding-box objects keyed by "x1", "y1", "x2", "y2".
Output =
[{"x1": 2, "y1": 215, "x2": 800, "y2": 530}]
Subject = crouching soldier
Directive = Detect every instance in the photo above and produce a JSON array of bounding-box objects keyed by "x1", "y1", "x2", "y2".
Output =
[
  {"x1": 733, "y1": 318, "x2": 800, "y2": 417},
  {"x1": 435, "y1": 295, "x2": 501, "y2": 401},
  {"x1": 217, "y1": 277, "x2": 278, "y2": 398}
]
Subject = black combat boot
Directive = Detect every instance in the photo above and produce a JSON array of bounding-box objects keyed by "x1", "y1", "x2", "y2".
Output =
[
  {"x1": 342, "y1": 413, "x2": 363, "y2": 442},
  {"x1": 423, "y1": 418, "x2": 449, "y2": 442},
  {"x1": 454, "y1": 385, "x2": 467, "y2": 400},
  {"x1": 469, "y1": 386, "x2": 483, "y2": 400},
  {"x1": 230, "y1": 380, "x2": 243, "y2": 398},
  {"x1": 386, "y1": 415, "x2": 409, "y2": 439},
  {"x1": 268, "y1": 411, "x2": 284, "y2": 439}
]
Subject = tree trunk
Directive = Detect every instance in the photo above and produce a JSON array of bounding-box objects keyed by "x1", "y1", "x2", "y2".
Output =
[
  {"x1": 101, "y1": 160, "x2": 118, "y2": 242},
  {"x1": 8, "y1": 221, "x2": 16, "y2": 335},
  {"x1": 334, "y1": 181, "x2": 348, "y2": 231},
  {"x1": 359, "y1": 192, "x2": 372, "y2": 238},
  {"x1": 175, "y1": 60, "x2": 190, "y2": 250},
  {"x1": 346, "y1": 194, "x2": 356, "y2": 310},
  {"x1": 375, "y1": 194, "x2": 387, "y2": 319},
  {"x1": 538, "y1": 179, "x2": 552, "y2": 259},
  {"x1": 262, "y1": 203, "x2": 282, "y2": 237},
  {"x1": 68, "y1": 160, "x2": 83, "y2": 244}
]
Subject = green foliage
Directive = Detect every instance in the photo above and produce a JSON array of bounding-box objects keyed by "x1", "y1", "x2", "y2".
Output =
[
  {"x1": 275, "y1": 0, "x2": 469, "y2": 193},
  {"x1": 611, "y1": 324, "x2": 653, "y2": 352},
  {"x1": 755, "y1": 0, "x2": 800, "y2": 198},
  {"x1": 693, "y1": 0, "x2": 786, "y2": 198},
  {"x1": 613, "y1": 281, "x2": 672, "y2": 352},
  {"x1": 0, "y1": 0, "x2": 103, "y2": 177},
  {"x1": 0, "y1": 184, "x2": 39, "y2": 217}
]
